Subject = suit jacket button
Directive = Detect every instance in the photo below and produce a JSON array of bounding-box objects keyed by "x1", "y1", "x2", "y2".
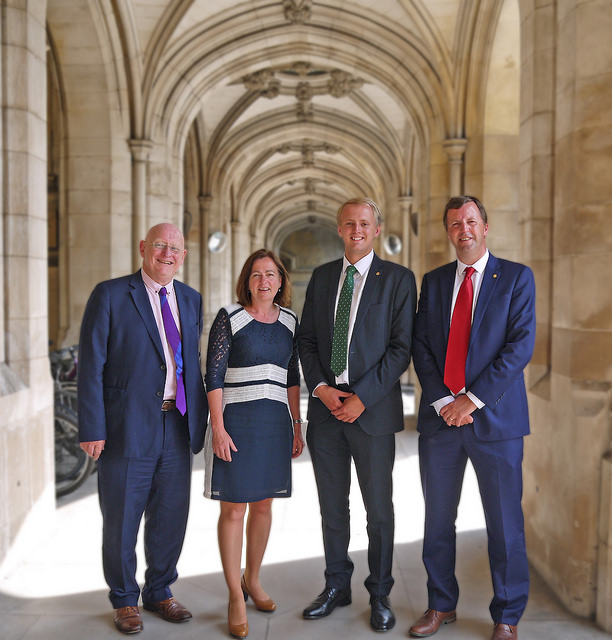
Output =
[
  {"x1": 156, "y1": 391, "x2": 163, "y2": 397},
  {"x1": 160, "y1": 364, "x2": 166, "y2": 371}
]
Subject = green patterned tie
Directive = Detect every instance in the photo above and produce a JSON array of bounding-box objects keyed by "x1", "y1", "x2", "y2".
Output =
[{"x1": 330, "y1": 265, "x2": 357, "y2": 377}]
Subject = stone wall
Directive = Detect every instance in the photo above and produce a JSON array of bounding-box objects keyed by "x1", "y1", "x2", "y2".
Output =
[
  {"x1": 0, "y1": 2, "x2": 55, "y2": 569},
  {"x1": 520, "y1": 0, "x2": 612, "y2": 628}
]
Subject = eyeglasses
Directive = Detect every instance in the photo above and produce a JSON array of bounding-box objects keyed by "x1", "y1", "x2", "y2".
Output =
[{"x1": 147, "y1": 242, "x2": 183, "y2": 255}]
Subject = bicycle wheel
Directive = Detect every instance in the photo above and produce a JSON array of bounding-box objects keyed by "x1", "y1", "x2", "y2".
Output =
[
  {"x1": 55, "y1": 384, "x2": 78, "y2": 414},
  {"x1": 54, "y1": 403, "x2": 95, "y2": 497}
]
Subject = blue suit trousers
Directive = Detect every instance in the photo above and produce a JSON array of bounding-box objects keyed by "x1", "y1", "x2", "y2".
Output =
[
  {"x1": 418, "y1": 425, "x2": 529, "y2": 624},
  {"x1": 98, "y1": 409, "x2": 192, "y2": 608}
]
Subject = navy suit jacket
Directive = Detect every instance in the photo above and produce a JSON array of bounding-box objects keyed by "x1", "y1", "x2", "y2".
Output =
[
  {"x1": 413, "y1": 253, "x2": 535, "y2": 441},
  {"x1": 78, "y1": 271, "x2": 208, "y2": 456},
  {"x1": 298, "y1": 253, "x2": 416, "y2": 436}
]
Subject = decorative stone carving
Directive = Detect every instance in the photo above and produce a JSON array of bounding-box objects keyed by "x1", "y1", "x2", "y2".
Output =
[
  {"x1": 296, "y1": 81, "x2": 314, "y2": 120},
  {"x1": 276, "y1": 140, "x2": 339, "y2": 165},
  {"x1": 283, "y1": 0, "x2": 312, "y2": 24},
  {"x1": 304, "y1": 178, "x2": 316, "y2": 194},
  {"x1": 328, "y1": 69, "x2": 364, "y2": 97},
  {"x1": 292, "y1": 61, "x2": 311, "y2": 76},
  {"x1": 296, "y1": 99, "x2": 314, "y2": 121},
  {"x1": 242, "y1": 70, "x2": 280, "y2": 98},
  {"x1": 296, "y1": 81, "x2": 312, "y2": 102}
]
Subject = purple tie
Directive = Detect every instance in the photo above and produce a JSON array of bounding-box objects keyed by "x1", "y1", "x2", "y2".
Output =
[{"x1": 159, "y1": 287, "x2": 186, "y2": 414}]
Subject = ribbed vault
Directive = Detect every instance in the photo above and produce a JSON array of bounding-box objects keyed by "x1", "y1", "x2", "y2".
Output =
[{"x1": 131, "y1": 0, "x2": 476, "y2": 247}]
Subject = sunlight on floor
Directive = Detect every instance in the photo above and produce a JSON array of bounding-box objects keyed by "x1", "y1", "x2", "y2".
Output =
[{"x1": 0, "y1": 426, "x2": 486, "y2": 599}]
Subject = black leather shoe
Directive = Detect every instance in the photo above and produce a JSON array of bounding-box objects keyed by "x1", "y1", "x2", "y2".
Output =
[
  {"x1": 302, "y1": 587, "x2": 352, "y2": 619},
  {"x1": 370, "y1": 595, "x2": 396, "y2": 632}
]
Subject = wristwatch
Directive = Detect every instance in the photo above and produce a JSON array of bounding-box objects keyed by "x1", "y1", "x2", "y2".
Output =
[{"x1": 293, "y1": 418, "x2": 304, "y2": 424}]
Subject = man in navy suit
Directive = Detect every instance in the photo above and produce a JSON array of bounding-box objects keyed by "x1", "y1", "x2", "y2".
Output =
[
  {"x1": 298, "y1": 198, "x2": 416, "y2": 632},
  {"x1": 410, "y1": 196, "x2": 535, "y2": 640},
  {"x1": 78, "y1": 223, "x2": 207, "y2": 634}
]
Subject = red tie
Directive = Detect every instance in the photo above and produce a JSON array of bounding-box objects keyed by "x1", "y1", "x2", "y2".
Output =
[{"x1": 444, "y1": 266, "x2": 475, "y2": 395}]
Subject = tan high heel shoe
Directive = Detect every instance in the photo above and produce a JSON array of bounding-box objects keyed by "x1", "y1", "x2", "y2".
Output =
[
  {"x1": 228, "y1": 601, "x2": 248, "y2": 638},
  {"x1": 241, "y1": 575, "x2": 276, "y2": 612}
]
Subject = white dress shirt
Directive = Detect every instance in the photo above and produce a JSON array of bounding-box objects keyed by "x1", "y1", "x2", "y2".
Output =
[
  {"x1": 314, "y1": 250, "x2": 374, "y2": 394},
  {"x1": 333, "y1": 251, "x2": 374, "y2": 385},
  {"x1": 141, "y1": 268, "x2": 182, "y2": 401},
  {"x1": 432, "y1": 250, "x2": 489, "y2": 415}
]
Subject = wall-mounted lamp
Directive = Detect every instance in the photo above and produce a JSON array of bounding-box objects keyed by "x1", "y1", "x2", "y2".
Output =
[
  {"x1": 208, "y1": 231, "x2": 227, "y2": 253},
  {"x1": 383, "y1": 234, "x2": 402, "y2": 256}
]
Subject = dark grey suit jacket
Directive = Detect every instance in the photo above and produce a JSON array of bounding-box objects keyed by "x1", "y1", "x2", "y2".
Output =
[{"x1": 298, "y1": 253, "x2": 416, "y2": 436}]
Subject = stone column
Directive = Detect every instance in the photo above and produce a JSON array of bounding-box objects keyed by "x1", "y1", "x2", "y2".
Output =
[
  {"x1": 522, "y1": 0, "x2": 612, "y2": 626},
  {"x1": 556, "y1": 0, "x2": 612, "y2": 624},
  {"x1": 443, "y1": 138, "x2": 467, "y2": 260},
  {"x1": 128, "y1": 139, "x2": 153, "y2": 270},
  {"x1": 443, "y1": 138, "x2": 468, "y2": 197},
  {"x1": 231, "y1": 219, "x2": 242, "y2": 286},
  {"x1": 0, "y1": 1, "x2": 54, "y2": 568},
  {"x1": 398, "y1": 195, "x2": 412, "y2": 269},
  {"x1": 199, "y1": 195, "x2": 212, "y2": 312},
  {"x1": 598, "y1": 442, "x2": 612, "y2": 631}
]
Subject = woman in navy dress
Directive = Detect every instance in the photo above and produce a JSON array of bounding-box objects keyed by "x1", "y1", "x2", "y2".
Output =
[{"x1": 204, "y1": 249, "x2": 304, "y2": 638}]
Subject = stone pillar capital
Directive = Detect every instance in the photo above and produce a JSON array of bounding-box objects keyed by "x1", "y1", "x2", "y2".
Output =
[
  {"x1": 198, "y1": 195, "x2": 213, "y2": 211},
  {"x1": 128, "y1": 139, "x2": 153, "y2": 162},
  {"x1": 397, "y1": 195, "x2": 413, "y2": 214},
  {"x1": 443, "y1": 138, "x2": 468, "y2": 198},
  {"x1": 442, "y1": 137, "x2": 468, "y2": 163}
]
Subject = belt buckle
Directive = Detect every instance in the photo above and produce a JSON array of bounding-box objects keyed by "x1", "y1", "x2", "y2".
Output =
[{"x1": 161, "y1": 399, "x2": 176, "y2": 412}]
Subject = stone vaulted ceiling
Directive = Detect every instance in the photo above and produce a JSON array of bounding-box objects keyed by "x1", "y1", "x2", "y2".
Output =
[{"x1": 49, "y1": 0, "x2": 505, "y2": 245}]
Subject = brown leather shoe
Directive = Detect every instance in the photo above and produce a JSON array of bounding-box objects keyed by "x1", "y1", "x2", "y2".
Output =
[
  {"x1": 491, "y1": 623, "x2": 518, "y2": 639},
  {"x1": 143, "y1": 597, "x2": 192, "y2": 622},
  {"x1": 114, "y1": 606, "x2": 143, "y2": 634},
  {"x1": 409, "y1": 609, "x2": 457, "y2": 637}
]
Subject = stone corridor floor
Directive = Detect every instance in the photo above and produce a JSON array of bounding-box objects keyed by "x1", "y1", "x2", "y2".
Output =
[{"x1": 1, "y1": 425, "x2": 609, "y2": 639}]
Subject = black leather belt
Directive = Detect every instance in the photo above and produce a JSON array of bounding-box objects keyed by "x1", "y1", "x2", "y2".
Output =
[{"x1": 161, "y1": 399, "x2": 176, "y2": 412}]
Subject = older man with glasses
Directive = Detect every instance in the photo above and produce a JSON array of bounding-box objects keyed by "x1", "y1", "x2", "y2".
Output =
[{"x1": 78, "y1": 223, "x2": 208, "y2": 634}]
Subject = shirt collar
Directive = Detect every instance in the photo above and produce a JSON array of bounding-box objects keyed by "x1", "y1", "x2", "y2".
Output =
[
  {"x1": 343, "y1": 250, "x2": 374, "y2": 277},
  {"x1": 456, "y1": 249, "x2": 489, "y2": 276},
  {"x1": 141, "y1": 268, "x2": 174, "y2": 296}
]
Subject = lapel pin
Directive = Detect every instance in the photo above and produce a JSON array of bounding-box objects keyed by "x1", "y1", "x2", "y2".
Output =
[
  {"x1": 493, "y1": 274, "x2": 498, "y2": 279},
  {"x1": 376, "y1": 271, "x2": 380, "y2": 276}
]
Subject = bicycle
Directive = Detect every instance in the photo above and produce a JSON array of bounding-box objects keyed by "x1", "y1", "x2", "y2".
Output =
[
  {"x1": 50, "y1": 346, "x2": 96, "y2": 497},
  {"x1": 50, "y1": 346, "x2": 78, "y2": 412},
  {"x1": 54, "y1": 402, "x2": 95, "y2": 497}
]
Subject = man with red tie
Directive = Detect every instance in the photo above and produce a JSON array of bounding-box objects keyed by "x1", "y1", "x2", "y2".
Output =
[
  {"x1": 410, "y1": 196, "x2": 535, "y2": 640},
  {"x1": 78, "y1": 223, "x2": 208, "y2": 634}
]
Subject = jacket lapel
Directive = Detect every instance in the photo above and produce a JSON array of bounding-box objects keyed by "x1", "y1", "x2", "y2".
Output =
[
  {"x1": 129, "y1": 271, "x2": 166, "y2": 362},
  {"x1": 440, "y1": 262, "x2": 457, "y2": 342},
  {"x1": 327, "y1": 259, "x2": 344, "y2": 337},
  {"x1": 470, "y1": 253, "x2": 500, "y2": 342},
  {"x1": 352, "y1": 253, "x2": 383, "y2": 335},
  {"x1": 175, "y1": 283, "x2": 193, "y2": 357}
]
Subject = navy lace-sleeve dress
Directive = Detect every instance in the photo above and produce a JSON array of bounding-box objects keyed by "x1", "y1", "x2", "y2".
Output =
[{"x1": 203, "y1": 303, "x2": 300, "y2": 503}]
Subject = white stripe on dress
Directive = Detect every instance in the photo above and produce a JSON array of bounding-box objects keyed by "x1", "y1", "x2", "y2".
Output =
[
  {"x1": 224, "y1": 363, "x2": 287, "y2": 386},
  {"x1": 228, "y1": 307, "x2": 253, "y2": 334},
  {"x1": 222, "y1": 383, "x2": 289, "y2": 407}
]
